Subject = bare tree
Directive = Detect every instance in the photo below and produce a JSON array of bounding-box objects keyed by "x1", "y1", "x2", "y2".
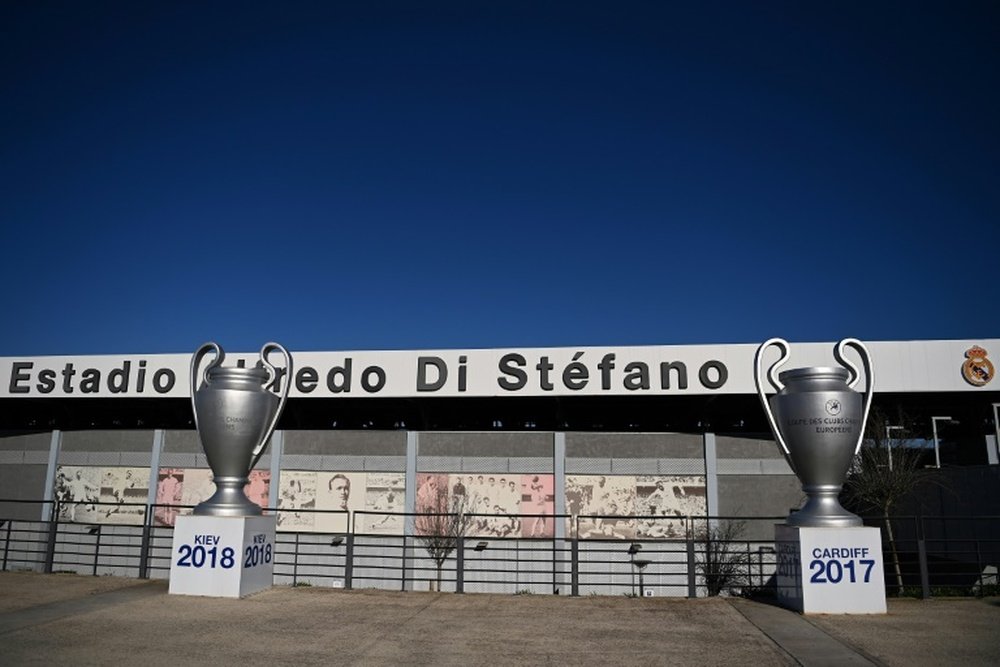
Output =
[
  {"x1": 843, "y1": 407, "x2": 939, "y2": 593},
  {"x1": 415, "y1": 477, "x2": 477, "y2": 591},
  {"x1": 692, "y1": 519, "x2": 750, "y2": 596}
]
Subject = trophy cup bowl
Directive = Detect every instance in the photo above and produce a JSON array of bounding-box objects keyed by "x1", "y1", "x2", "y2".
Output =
[
  {"x1": 755, "y1": 339, "x2": 874, "y2": 528},
  {"x1": 190, "y1": 342, "x2": 291, "y2": 517}
]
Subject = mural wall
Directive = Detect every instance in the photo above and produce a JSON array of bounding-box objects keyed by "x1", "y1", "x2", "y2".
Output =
[
  {"x1": 54, "y1": 466, "x2": 150, "y2": 524},
  {"x1": 415, "y1": 473, "x2": 556, "y2": 538},
  {"x1": 566, "y1": 475, "x2": 706, "y2": 539},
  {"x1": 53, "y1": 465, "x2": 706, "y2": 539}
]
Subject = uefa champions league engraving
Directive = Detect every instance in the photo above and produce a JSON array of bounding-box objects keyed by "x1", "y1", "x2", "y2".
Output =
[
  {"x1": 190, "y1": 342, "x2": 291, "y2": 517},
  {"x1": 754, "y1": 338, "x2": 874, "y2": 528}
]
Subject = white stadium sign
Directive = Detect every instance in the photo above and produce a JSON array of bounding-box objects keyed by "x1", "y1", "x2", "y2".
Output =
[{"x1": 2, "y1": 339, "x2": 995, "y2": 399}]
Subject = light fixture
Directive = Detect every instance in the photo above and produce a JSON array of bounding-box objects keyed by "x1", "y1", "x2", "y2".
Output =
[{"x1": 474, "y1": 541, "x2": 488, "y2": 551}]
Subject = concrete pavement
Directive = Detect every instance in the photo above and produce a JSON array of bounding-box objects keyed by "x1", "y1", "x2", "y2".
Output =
[{"x1": 1, "y1": 572, "x2": 998, "y2": 666}]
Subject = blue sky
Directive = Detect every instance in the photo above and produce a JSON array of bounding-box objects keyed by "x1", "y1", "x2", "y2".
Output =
[{"x1": 2, "y1": 2, "x2": 998, "y2": 355}]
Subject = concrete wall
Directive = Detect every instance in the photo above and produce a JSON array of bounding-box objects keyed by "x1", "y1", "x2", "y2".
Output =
[
  {"x1": 421, "y1": 432, "x2": 551, "y2": 457},
  {"x1": 419, "y1": 431, "x2": 553, "y2": 474},
  {"x1": 567, "y1": 432, "x2": 703, "y2": 458},
  {"x1": 285, "y1": 430, "x2": 406, "y2": 456},
  {"x1": 1, "y1": 432, "x2": 55, "y2": 519},
  {"x1": 0, "y1": 429, "x2": 804, "y2": 527}
]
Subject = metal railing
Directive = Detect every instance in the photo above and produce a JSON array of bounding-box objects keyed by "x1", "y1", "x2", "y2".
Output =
[{"x1": 1, "y1": 499, "x2": 997, "y2": 599}]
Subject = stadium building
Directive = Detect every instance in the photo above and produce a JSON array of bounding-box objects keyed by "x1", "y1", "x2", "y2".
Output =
[{"x1": 1, "y1": 339, "x2": 997, "y2": 593}]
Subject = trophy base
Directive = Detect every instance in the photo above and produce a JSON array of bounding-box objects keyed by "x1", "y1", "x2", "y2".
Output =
[
  {"x1": 169, "y1": 515, "x2": 275, "y2": 598},
  {"x1": 786, "y1": 487, "x2": 863, "y2": 528},
  {"x1": 786, "y1": 510, "x2": 863, "y2": 529},
  {"x1": 193, "y1": 476, "x2": 263, "y2": 517},
  {"x1": 775, "y1": 524, "x2": 886, "y2": 614}
]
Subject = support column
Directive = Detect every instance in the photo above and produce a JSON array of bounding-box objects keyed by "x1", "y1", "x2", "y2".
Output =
[
  {"x1": 41, "y1": 430, "x2": 63, "y2": 522},
  {"x1": 268, "y1": 430, "x2": 284, "y2": 510},
  {"x1": 403, "y1": 431, "x2": 418, "y2": 592},
  {"x1": 554, "y1": 432, "x2": 567, "y2": 594},
  {"x1": 146, "y1": 430, "x2": 165, "y2": 508},
  {"x1": 404, "y1": 431, "x2": 418, "y2": 534},
  {"x1": 553, "y1": 432, "x2": 566, "y2": 540},
  {"x1": 703, "y1": 432, "x2": 718, "y2": 527}
]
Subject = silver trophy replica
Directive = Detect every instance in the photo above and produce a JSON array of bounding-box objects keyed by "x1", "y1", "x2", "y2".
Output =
[
  {"x1": 190, "y1": 342, "x2": 292, "y2": 517},
  {"x1": 754, "y1": 338, "x2": 874, "y2": 528}
]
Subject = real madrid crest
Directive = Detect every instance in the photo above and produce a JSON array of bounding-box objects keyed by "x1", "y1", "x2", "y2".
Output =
[{"x1": 961, "y1": 346, "x2": 994, "y2": 387}]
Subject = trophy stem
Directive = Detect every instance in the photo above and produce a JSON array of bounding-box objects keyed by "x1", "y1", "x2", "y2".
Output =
[
  {"x1": 788, "y1": 484, "x2": 862, "y2": 528},
  {"x1": 193, "y1": 475, "x2": 262, "y2": 517}
]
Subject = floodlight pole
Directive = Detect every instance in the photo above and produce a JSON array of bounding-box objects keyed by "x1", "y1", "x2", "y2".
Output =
[
  {"x1": 993, "y1": 404, "x2": 1000, "y2": 465},
  {"x1": 931, "y1": 416, "x2": 951, "y2": 469},
  {"x1": 885, "y1": 425, "x2": 903, "y2": 471}
]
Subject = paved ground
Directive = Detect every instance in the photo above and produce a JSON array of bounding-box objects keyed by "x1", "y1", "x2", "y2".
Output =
[{"x1": 1, "y1": 572, "x2": 999, "y2": 666}]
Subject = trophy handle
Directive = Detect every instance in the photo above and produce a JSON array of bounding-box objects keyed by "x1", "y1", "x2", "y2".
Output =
[
  {"x1": 190, "y1": 342, "x2": 224, "y2": 435},
  {"x1": 251, "y1": 342, "x2": 292, "y2": 469},
  {"x1": 754, "y1": 338, "x2": 793, "y2": 465},
  {"x1": 835, "y1": 338, "x2": 875, "y2": 455}
]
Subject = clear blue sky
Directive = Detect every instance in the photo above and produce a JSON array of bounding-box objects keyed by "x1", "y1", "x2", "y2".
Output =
[{"x1": 2, "y1": 2, "x2": 998, "y2": 355}]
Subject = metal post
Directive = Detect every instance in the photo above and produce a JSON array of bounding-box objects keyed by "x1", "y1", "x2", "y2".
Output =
[
  {"x1": 630, "y1": 549, "x2": 636, "y2": 596},
  {"x1": 975, "y1": 539, "x2": 983, "y2": 596},
  {"x1": 513, "y1": 539, "x2": 520, "y2": 591},
  {"x1": 138, "y1": 513, "x2": 152, "y2": 579},
  {"x1": 686, "y1": 538, "x2": 697, "y2": 598},
  {"x1": 92, "y1": 526, "x2": 101, "y2": 576},
  {"x1": 571, "y1": 538, "x2": 579, "y2": 596},
  {"x1": 292, "y1": 533, "x2": 300, "y2": 586},
  {"x1": 44, "y1": 500, "x2": 59, "y2": 573},
  {"x1": 400, "y1": 535, "x2": 408, "y2": 592},
  {"x1": 552, "y1": 535, "x2": 558, "y2": 595},
  {"x1": 3, "y1": 520, "x2": 12, "y2": 571},
  {"x1": 344, "y1": 533, "x2": 354, "y2": 590},
  {"x1": 456, "y1": 536, "x2": 465, "y2": 593},
  {"x1": 918, "y1": 538, "x2": 931, "y2": 599}
]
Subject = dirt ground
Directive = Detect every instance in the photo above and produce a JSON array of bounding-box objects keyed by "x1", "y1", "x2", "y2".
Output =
[
  {"x1": 2, "y1": 572, "x2": 999, "y2": 666},
  {"x1": 0, "y1": 571, "x2": 148, "y2": 614},
  {"x1": 808, "y1": 597, "x2": 1000, "y2": 666}
]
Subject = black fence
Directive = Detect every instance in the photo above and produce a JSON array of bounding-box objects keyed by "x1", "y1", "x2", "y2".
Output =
[{"x1": 1, "y1": 499, "x2": 997, "y2": 598}]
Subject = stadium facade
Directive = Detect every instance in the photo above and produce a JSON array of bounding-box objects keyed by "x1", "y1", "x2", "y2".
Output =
[{"x1": 1, "y1": 338, "x2": 996, "y2": 535}]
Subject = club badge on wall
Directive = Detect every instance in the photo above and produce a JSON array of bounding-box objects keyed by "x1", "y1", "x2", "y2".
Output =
[{"x1": 961, "y1": 346, "x2": 993, "y2": 387}]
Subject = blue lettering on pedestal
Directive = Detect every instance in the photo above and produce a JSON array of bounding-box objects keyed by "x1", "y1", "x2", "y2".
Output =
[
  {"x1": 807, "y1": 546, "x2": 876, "y2": 584},
  {"x1": 243, "y1": 539, "x2": 273, "y2": 568},
  {"x1": 176, "y1": 542, "x2": 235, "y2": 569}
]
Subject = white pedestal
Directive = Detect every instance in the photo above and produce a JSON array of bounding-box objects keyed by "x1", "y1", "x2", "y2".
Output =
[
  {"x1": 169, "y1": 515, "x2": 276, "y2": 598},
  {"x1": 775, "y1": 524, "x2": 887, "y2": 614}
]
